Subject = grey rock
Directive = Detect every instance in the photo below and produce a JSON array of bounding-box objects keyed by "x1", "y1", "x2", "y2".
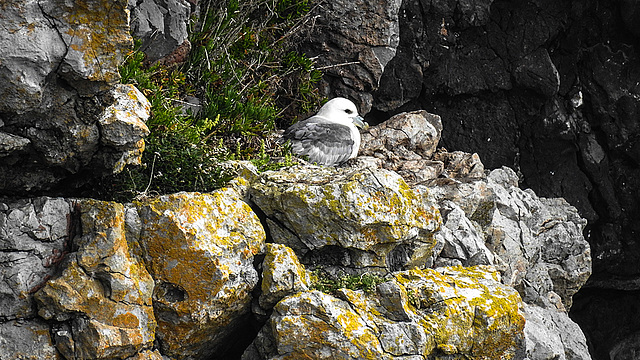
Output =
[
  {"x1": 34, "y1": 199, "x2": 156, "y2": 360},
  {"x1": 434, "y1": 200, "x2": 495, "y2": 267},
  {"x1": 136, "y1": 190, "x2": 265, "y2": 359},
  {"x1": 0, "y1": 0, "x2": 149, "y2": 194},
  {"x1": 0, "y1": 0, "x2": 67, "y2": 114},
  {"x1": 513, "y1": 48, "x2": 560, "y2": 97},
  {"x1": 0, "y1": 132, "x2": 30, "y2": 157},
  {"x1": 0, "y1": 197, "x2": 71, "y2": 320},
  {"x1": 97, "y1": 84, "x2": 151, "y2": 173},
  {"x1": 524, "y1": 303, "x2": 591, "y2": 360},
  {"x1": 249, "y1": 165, "x2": 442, "y2": 276},
  {"x1": 130, "y1": 0, "x2": 192, "y2": 63},
  {"x1": 259, "y1": 243, "x2": 311, "y2": 310},
  {"x1": 293, "y1": 0, "x2": 402, "y2": 112},
  {"x1": 244, "y1": 266, "x2": 525, "y2": 360},
  {"x1": 0, "y1": 319, "x2": 60, "y2": 360}
]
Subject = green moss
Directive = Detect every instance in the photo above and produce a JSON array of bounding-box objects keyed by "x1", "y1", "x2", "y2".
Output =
[{"x1": 311, "y1": 270, "x2": 386, "y2": 294}]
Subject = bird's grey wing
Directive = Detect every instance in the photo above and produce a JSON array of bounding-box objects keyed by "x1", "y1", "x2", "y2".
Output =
[{"x1": 282, "y1": 119, "x2": 355, "y2": 166}]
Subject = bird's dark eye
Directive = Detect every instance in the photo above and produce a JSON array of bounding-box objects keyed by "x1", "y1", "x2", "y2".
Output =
[{"x1": 345, "y1": 109, "x2": 353, "y2": 114}]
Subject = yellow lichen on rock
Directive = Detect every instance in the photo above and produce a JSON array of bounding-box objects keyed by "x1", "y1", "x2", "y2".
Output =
[
  {"x1": 136, "y1": 189, "x2": 265, "y2": 359},
  {"x1": 34, "y1": 199, "x2": 156, "y2": 360},
  {"x1": 395, "y1": 265, "x2": 525, "y2": 359},
  {"x1": 259, "y1": 243, "x2": 311, "y2": 309},
  {"x1": 250, "y1": 165, "x2": 443, "y2": 272},
  {"x1": 57, "y1": 0, "x2": 131, "y2": 87},
  {"x1": 250, "y1": 265, "x2": 524, "y2": 359}
]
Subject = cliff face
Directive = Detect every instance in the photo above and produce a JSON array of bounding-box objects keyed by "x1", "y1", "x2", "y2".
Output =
[
  {"x1": 0, "y1": 0, "x2": 148, "y2": 195},
  {"x1": 0, "y1": 0, "x2": 610, "y2": 359},
  {"x1": 293, "y1": 0, "x2": 640, "y2": 358},
  {"x1": 0, "y1": 111, "x2": 593, "y2": 359}
]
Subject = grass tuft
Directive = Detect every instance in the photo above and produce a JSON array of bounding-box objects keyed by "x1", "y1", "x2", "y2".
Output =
[
  {"x1": 311, "y1": 270, "x2": 386, "y2": 295},
  {"x1": 94, "y1": 0, "x2": 322, "y2": 201}
]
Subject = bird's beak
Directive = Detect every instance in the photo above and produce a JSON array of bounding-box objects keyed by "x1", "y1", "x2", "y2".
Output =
[{"x1": 352, "y1": 115, "x2": 369, "y2": 130}]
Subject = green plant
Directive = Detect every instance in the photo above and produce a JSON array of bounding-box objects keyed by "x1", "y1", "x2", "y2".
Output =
[
  {"x1": 94, "y1": 0, "x2": 323, "y2": 201},
  {"x1": 311, "y1": 270, "x2": 386, "y2": 295}
]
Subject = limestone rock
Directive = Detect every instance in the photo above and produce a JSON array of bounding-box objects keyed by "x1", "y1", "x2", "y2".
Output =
[
  {"x1": 434, "y1": 200, "x2": 495, "y2": 267},
  {"x1": 0, "y1": 319, "x2": 60, "y2": 360},
  {"x1": 359, "y1": 110, "x2": 444, "y2": 184},
  {"x1": 249, "y1": 165, "x2": 442, "y2": 275},
  {"x1": 524, "y1": 303, "x2": 591, "y2": 360},
  {"x1": 0, "y1": 197, "x2": 71, "y2": 320},
  {"x1": 244, "y1": 265, "x2": 525, "y2": 360},
  {"x1": 125, "y1": 349, "x2": 166, "y2": 360},
  {"x1": 97, "y1": 84, "x2": 151, "y2": 173},
  {"x1": 431, "y1": 150, "x2": 485, "y2": 179},
  {"x1": 485, "y1": 167, "x2": 590, "y2": 309},
  {"x1": 424, "y1": 167, "x2": 591, "y2": 310},
  {"x1": 136, "y1": 190, "x2": 266, "y2": 359},
  {"x1": 130, "y1": 0, "x2": 192, "y2": 64},
  {"x1": 39, "y1": 0, "x2": 131, "y2": 95},
  {"x1": 0, "y1": 0, "x2": 149, "y2": 194},
  {"x1": 0, "y1": 0, "x2": 67, "y2": 113},
  {"x1": 0, "y1": 132, "x2": 30, "y2": 157},
  {"x1": 259, "y1": 243, "x2": 311, "y2": 310},
  {"x1": 34, "y1": 199, "x2": 156, "y2": 360}
]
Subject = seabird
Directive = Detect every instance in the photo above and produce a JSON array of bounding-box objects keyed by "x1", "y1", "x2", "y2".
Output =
[{"x1": 281, "y1": 97, "x2": 367, "y2": 166}]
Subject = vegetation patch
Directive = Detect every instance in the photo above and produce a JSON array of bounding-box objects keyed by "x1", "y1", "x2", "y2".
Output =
[
  {"x1": 95, "y1": 0, "x2": 323, "y2": 201},
  {"x1": 311, "y1": 270, "x2": 386, "y2": 295}
]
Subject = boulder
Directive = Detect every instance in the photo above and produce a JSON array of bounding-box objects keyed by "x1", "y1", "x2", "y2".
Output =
[
  {"x1": 249, "y1": 165, "x2": 442, "y2": 276},
  {"x1": 359, "y1": 110, "x2": 445, "y2": 184},
  {"x1": 259, "y1": 243, "x2": 311, "y2": 310},
  {"x1": 97, "y1": 84, "x2": 151, "y2": 174},
  {"x1": 243, "y1": 265, "x2": 525, "y2": 360},
  {"x1": 34, "y1": 199, "x2": 156, "y2": 360},
  {"x1": 292, "y1": 0, "x2": 402, "y2": 112},
  {"x1": 425, "y1": 167, "x2": 591, "y2": 311},
  {"x1": 524, "y1": 303, "x2": 591, "y2": 360},
  {"x1": 136, "y1": 190, "x2": 266, "y2": 359}
]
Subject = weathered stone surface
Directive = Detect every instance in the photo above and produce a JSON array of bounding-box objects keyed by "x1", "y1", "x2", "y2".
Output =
[
  {"x1": 259, "y1": 243, "x2": 310, "y2": 310},
  {"x1": 0, "y1": 197, "x2": 71, "y2": 320},
  {"x1": 41, "y1": 0, "x2": 131, "y2": 94},
  {"x1": 35, "y1": 199, "x2": 156, "y2": 360},
  {"x1": 130, "y1": 0, "x2": 192, "y2": 64},
  {"x1": 484, "y1": 167, "x2": 590, "y2": 309},
  {"x1": 0, "y1": 132, "x2": 31, "y2": 156},
  {"x1": 359, "y1": 110, "x2": 444, "y2": 184},
  {"x1": 292, "y1": 0, "x2": 402, "y2": 112},
  {"x1": 524, "y1": 303, "x2": 591, "y2": 360},
  {"x1": 0, "y1": 319, "x2": 60, "y2": 360},
  {"x1": 136, "y1": 190, "x2": 265, "y2": 359},
  {"x1": 0, "y1": 0, "x2": 67, "y2": 114},
  {"x1": 249, "y1": 165, "x2": 442, "y2": 275},
  {"x1": 97, "y1": 84, "x2": 151, "y2": 173},
  {"x1": 292, "y1": 0, "x2": 638, "y2": 351},
  {"x1": 512, "y1": 48, "x2": 560, "y2": 97},
  {"x1": 434, "y1": 200, "x2": 495, "y2": 267},
  {"x1": 125, "y1": 349, "x2": 166, "y2": 360},
  {"x1": 244, "y1": 265, "x2": 525, "y2": 360},
  {"x1": 0, "y1": 0, "x2": 149, "y2": 195},
  {"x1": 426, "y1": 167, "x2": 590, "y2": 311},
  {"x1": 431, "y1": 150, "x2": 485, "y2": 179}
]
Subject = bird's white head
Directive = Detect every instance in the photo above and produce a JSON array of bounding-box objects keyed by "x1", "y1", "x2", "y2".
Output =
[{"x1": 316, "y1": 97, "x2": 367, "y2": 129}]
